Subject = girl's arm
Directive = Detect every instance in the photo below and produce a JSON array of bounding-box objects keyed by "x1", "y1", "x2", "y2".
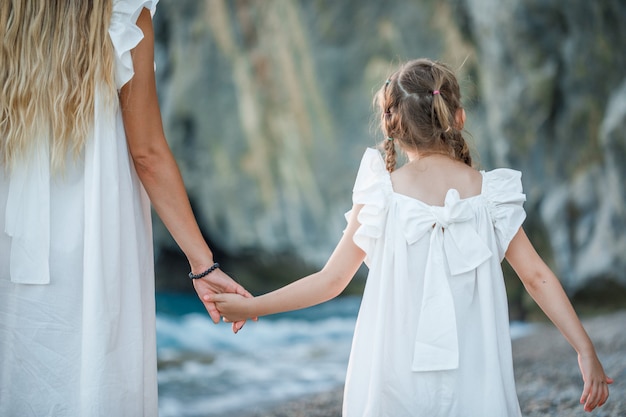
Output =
[
  {"x1": 505, "y1": 227, "x2": 613, "y2": 412},
  {"x1": 120, "y1": 9, "x2": 251, "y2": 329},
  {"x1": 208, "y1": 205, "x2": 367, "y2": 320}
]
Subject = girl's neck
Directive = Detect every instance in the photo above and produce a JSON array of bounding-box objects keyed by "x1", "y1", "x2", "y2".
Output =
[{"x1": 406, "y1": 150, "x2": 450, "y2": 163}]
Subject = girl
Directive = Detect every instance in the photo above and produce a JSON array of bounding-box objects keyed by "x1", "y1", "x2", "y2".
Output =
[{"x1": 209, "y1": 58, "x2": 612, "y2": 416}]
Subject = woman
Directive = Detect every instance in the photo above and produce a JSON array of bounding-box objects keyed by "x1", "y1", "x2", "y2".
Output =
[{"x1": 0, "y1": 1, "x2": 249, "y2": 415}]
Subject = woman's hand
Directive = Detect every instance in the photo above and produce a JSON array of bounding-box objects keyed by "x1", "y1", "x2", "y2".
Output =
[
  {"x1": 193, "y1": 269, "x2": 253, "y2": 333},
  {"x1": 578, "y1": 352, "x2": 613, "y2": 412}
]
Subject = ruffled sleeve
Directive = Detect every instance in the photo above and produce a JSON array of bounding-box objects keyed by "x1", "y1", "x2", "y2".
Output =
[
  {"x1": 109, "y1": 0, "x2": 159, "y2": 89},
  {"x1": 483, "y1": 168, "x2": 527, "y2": 260},
  {"x1": 345, "y1": 148, "x2": 393, "y2": 265}
]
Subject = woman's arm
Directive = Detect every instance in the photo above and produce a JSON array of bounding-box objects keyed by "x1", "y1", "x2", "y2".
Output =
[
  {"x1": 505, "y1": 228, "x2": 612, "y2": 412},
  {"x1": 120, "y1": 8, "x2": 250, "y2": 328},
  {"x1": 209, "y1": 205, "x2": 367, "y2": 321}
]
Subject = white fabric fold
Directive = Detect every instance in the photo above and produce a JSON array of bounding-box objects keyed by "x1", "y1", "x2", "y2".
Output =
[
  {"x1": 483, "y1": 169, "x2": 527, "y2": 259},
  {"x1": 5, "y1": 140, "x2": 51, "y2": 284},
  {"x1": 77, "y1": 87, "x2": 155, "y2": 416}
]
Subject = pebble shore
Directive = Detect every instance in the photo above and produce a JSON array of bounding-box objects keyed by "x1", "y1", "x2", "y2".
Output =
[{"x1": 237, "y1": 310, "x2": 626, "y2": 417}]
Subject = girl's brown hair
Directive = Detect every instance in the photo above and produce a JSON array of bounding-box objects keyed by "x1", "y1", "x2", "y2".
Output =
[
  {"x1": 0, "y1": 0, "x2": 116, "y2": 171},
  {"x1": 375, "y1": 58, "x2": 471, "y2": 172}
]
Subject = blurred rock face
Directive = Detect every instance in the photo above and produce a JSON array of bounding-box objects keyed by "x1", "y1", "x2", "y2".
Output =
[{"x1": 152, "y1": 0, "x2": 626, "y2": 292}]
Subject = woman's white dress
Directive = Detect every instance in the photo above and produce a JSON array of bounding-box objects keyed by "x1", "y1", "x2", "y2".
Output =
[
  {"x1": 0, "y1": 1, "x2": 159, "y2": 415},
  {"x1": 343, "y1": 148, "x2": 526, "y2": 417}
]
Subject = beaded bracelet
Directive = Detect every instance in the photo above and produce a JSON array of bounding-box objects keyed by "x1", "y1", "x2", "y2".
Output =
[{"x1": 188, "y1": 262, "x2": 220, "y2": 279}]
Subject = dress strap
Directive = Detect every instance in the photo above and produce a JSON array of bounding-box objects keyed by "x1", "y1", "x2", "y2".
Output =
[{"x1": 4, "y1": 141, "x2": 51, "y2": 284}]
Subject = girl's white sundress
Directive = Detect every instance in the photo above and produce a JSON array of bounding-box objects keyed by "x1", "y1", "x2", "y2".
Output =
[
  {"x1": 343, "y1": 148, "x2": 526, "y2": 417},
  {"x1": 0, "y1": 1, "x2": 159, "y2": 415}
]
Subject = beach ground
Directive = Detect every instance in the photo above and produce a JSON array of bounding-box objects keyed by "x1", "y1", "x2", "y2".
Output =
[{"x1": 237, "y1": 309, "x2": 626, "y2": 417}]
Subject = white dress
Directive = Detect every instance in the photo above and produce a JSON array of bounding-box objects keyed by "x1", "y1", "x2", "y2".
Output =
[
  {"x1": 0, "y1": 1, "x2": 159, "y2": 416},
  {"x1": 342, "y1": 148, "x2": 526, "y2": 417}
]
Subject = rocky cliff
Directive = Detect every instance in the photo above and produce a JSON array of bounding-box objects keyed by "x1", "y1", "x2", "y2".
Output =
[{"x1": 151, "y1": 0, "x2": 626, "y2": 297}]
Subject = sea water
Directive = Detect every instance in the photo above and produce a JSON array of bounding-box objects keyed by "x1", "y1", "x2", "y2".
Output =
[
  {"x1": 156, "y1": 293, "x2": 534, "y2": 417},
  {"x1": 156, "y1": 293, "x2": 360, "y2": 417}
]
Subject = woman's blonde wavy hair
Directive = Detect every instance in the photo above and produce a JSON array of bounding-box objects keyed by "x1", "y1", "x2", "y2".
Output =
[{"x1": 0, "y1": 0, "x2": 116, "y2": 171}]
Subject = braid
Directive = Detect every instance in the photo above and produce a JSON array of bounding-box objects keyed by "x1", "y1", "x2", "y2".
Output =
[
  {"x1": 447, "y1": 131, "x2": 472, "y2": 166},
  {"x1": 378, "y1": 77, "x2": 400, "y2": 172},
  {"x1": 383, "y1": 137, "x2": 397, "y2": 172}
]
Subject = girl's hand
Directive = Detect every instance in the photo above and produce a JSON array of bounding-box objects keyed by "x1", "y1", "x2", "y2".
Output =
[
  {"x1": 578, "y1": 352, "x2": 613, "y2": 412},
  {"x1": 208, "y1": 293, "x2": 257, "y2": 323},
  {"x1": 193, "y1": 268, "x2": 254, "y2": 333}
]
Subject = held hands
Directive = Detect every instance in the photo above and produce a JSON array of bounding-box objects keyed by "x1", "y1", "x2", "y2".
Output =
[
  {"x1": 192, "y1": 268, "x2": 253, "y2": 333},
  {"x1": 578, "y1": 352, "x2": 613, "y2": 412},
  {"x1": 207, "y1": 293, "x2": 256, "y2": 323}
]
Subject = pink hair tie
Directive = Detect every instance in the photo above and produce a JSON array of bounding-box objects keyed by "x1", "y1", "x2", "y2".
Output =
[{"x1": 432, "y1": 90, "x2": 440, "y2": 95}]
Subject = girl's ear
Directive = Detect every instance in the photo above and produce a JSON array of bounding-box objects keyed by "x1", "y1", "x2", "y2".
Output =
[{"x1": 455, "y1": 108, "x2": 466, "y2": 129}]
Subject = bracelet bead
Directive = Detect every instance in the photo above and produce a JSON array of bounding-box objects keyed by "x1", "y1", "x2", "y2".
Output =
[{"x1": 188, "y1": 262, "x2": 220, "y2": 279}]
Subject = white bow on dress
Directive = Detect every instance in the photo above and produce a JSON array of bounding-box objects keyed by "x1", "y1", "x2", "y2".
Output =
[{"x1": 399, "y1": 189, "x2": 492, "y2": 372}]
